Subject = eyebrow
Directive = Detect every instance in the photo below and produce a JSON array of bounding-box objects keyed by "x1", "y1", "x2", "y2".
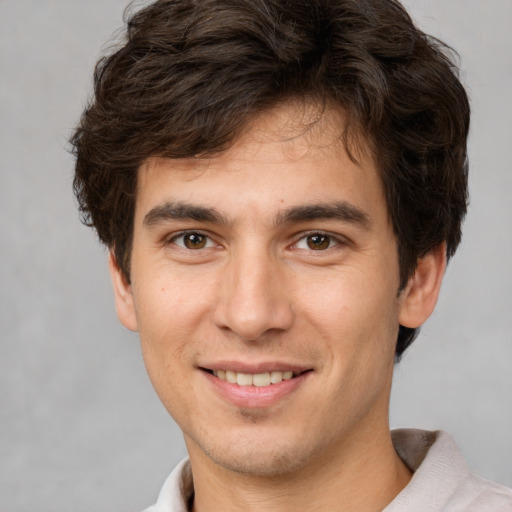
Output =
[
  {"x1": 143, "y1": 200, "x2": 372, "y2": 230},
  {"x1": 275, "y1": 202, "x2": 372, "y2": 230},
  {"x1": 143, "y1": 201, "x2": 230, "y2": 227}
]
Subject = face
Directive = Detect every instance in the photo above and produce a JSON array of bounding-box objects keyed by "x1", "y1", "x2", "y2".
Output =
[{"x1": 110, "y1": 104, "x2": 440, "y2": 478}]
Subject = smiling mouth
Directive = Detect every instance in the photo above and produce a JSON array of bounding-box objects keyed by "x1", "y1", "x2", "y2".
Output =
[{"x1": 204, "y1": 369, "x2": 305, "y2": 387}]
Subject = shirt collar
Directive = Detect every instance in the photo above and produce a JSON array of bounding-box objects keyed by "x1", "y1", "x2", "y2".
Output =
[{"x1": 146, "y1": 429, "x2": 470, "y2": 512}]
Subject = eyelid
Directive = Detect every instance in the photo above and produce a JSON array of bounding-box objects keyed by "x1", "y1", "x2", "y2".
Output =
[
  {"x1": 293, "y1": 229, "x2": 353, "y2": 249},
  {"x1": 166, "y1": 229, "x2": 217, "y2": 249}
]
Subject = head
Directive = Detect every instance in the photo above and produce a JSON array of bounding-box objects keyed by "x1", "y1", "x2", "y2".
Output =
[{"x1": 71, "y1": 0, "x2": 469, "y2": 359}]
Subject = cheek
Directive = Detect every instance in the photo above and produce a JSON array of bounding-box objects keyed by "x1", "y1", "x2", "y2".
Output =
[
  {"x1": 297, "y1": 262, "x2": 400, "y2": 374},
  {"x1": 133, "y1": 280, "x2": 198, "y2": 381},
  {"x1": 303, "y1": 265, "x2": 398, "y2": 329},
  {"x1": 136, "y1": 293, "x2": 198, "y2": 423},
  {"x1": 134, "y1": 266, "x2": 214, "y2": 335},
  {"x1": 133, "y1": 267, "x2": 221, "y2": 381}
]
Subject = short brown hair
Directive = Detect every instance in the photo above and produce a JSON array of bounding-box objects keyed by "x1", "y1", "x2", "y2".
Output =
[{"x1": 71, "y1": 0, "x2": 470, "y2": 359}]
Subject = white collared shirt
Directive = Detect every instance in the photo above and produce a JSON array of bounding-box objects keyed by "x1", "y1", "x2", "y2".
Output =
[{"x1": 143, "y1": 429, "x2": 512, "y2": 512}]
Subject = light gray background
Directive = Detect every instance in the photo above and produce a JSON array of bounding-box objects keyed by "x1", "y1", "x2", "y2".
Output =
[{"x1": 1, "y1": 0, "x2": 511, "y2": 510}]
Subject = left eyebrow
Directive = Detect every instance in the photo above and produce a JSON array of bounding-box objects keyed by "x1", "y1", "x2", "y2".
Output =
[{"x1": 275, "y1": 201, "x2": 372, "y2": 230}]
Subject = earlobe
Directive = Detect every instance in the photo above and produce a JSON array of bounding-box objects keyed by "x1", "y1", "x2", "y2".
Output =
[
  {"x1": 108, "y1": 251, "x2": 139, "y2": 332},
  {"x1": 398, "y1": 243, "x2": 447, "y2": 329}
]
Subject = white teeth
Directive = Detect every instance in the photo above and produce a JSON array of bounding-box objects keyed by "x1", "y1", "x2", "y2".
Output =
[
  {"x1": 252, "y1": 373, "x2": 271, "y2": 387},
  {"x1": 236, "y1": 373, "x2": 253, "y2": 386},
  {"x1": 270, "y1": 371, "x2": 283, "y2": 384},
  {"x1": 226, "y1": 370, "x2": 237, "y2": 384},
  {"x1": 213, "y1": 369, "x2": 297, "y2": 386}
]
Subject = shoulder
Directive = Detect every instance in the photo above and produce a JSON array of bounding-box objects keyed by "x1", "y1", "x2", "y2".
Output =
[
  {"x1": 449, "y1": 472, "x2": 512, "y2": 512},
  {"x1": 387, "y1": 429, "x2": 512, "y2": 512}
]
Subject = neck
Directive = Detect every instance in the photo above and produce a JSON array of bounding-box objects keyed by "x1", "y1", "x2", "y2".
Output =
[{"x1": 188, "y1": 423, "x2": 411, "y2": 512}]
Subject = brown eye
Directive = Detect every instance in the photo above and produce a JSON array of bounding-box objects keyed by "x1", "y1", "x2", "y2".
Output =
[
  {"x1": 182, "y1": 233, "x2": 208, "y2": 249},
  {"x1": 306, "y1": 234, "x2": 331, "y2": 250}
]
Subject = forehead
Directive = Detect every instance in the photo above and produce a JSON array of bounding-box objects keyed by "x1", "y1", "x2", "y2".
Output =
[{"x1": 135, "y1": 103, "x2": 386, "y2": 224}]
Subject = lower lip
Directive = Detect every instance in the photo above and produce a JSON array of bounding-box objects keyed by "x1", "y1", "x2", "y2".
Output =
[{"x1": 203, "y1": 371, "x2": 310, "y2": 408}]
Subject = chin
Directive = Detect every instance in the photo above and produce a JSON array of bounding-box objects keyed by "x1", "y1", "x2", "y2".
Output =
[
  {"x1": 188, "y1": 426, "x2": 318, "y2": 478},
  {"x1": 208, "y1": 446, "x2": 309, "y2": 477}
]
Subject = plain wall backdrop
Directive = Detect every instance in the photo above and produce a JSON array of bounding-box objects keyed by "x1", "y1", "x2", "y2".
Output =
[{"x1": 1, "y1": 0, "x2": 511, "y2": 510}]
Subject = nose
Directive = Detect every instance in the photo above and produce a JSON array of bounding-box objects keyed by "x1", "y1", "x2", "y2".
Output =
[{"x1": 213, "y1": 246, "x2": 294, "y2": 341}]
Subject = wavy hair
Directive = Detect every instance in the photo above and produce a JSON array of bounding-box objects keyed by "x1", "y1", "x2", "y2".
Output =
[{"x1": 71, "y1": 0, "x2": 470, "y2": 359}]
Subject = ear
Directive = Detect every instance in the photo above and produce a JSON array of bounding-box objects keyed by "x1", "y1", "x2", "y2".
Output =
[
  {"x1": 398, "y1": 243, "x2": 447, "y2": 329},
  {"x1": 108, "y1": 251, "x2": 138, "y2": 332}
]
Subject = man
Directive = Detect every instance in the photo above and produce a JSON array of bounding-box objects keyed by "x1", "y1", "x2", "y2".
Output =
[{"x1": 71, "y1": 0, "x2": 512, "y2": 510}]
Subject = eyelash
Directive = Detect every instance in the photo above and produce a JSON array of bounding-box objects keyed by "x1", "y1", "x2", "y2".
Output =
[
  {"x1": 292, "y1": 231, "x2": 346, "y2": 251},
  {"x1": 167, "y1": 231, "x2": 216, "y2": 250},
  {"x1": 166, "y1": 230, "x2": 346, "y2": 252}
]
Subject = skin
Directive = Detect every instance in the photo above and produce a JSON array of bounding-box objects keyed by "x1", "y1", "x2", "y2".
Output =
[{"x1": 110, "y1": 103, "x2": 446, "y2": 512}]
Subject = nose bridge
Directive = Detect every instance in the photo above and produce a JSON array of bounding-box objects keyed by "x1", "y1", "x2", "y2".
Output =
[{"x1": 214, "y1": 240, "x2": 293, "y2": 340}]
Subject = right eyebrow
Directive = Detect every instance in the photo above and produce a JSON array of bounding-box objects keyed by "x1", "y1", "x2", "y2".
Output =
[{"x1": 143, "y1": 201, "x2": 230, "y2": 228}]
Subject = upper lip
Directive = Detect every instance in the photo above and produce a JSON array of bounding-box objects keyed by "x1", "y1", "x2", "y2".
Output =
[{"x1": 199, "y1": 361, "x2": 312, "y2": 374}]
